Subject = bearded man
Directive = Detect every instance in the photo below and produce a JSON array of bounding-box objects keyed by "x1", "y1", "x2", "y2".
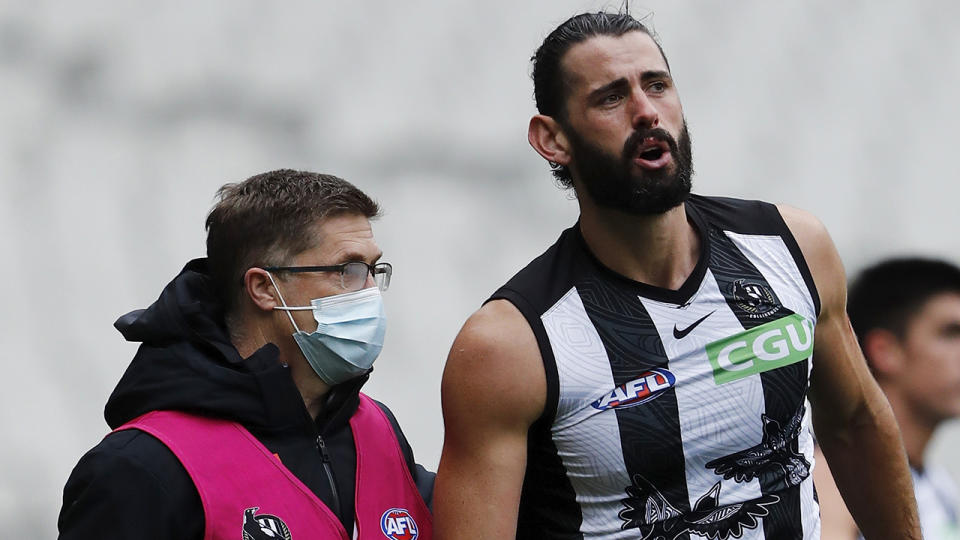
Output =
[{"x1": 433, "y1": 11, "x2": 920, "y2": 540}]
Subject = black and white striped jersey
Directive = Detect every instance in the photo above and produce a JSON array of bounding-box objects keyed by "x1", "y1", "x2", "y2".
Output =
[{"x1": 491, "y1": 195, "x2": 822, "y2": 539}]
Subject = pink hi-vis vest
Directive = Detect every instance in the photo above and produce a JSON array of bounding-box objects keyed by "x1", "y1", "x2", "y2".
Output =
[{"x1": 116, "y1": 393, "x2": 432, "y2": 540}]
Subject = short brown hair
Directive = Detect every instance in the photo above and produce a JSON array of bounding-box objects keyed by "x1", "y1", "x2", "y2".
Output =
[{"x1": 205, "y1": 169, "x2": 381, "y2": 314}]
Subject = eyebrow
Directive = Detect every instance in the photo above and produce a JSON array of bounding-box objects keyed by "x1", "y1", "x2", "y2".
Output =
[
  {"x1": 586, "y1": 70, "x2": 673, "y2": 102},
  {"x1": 341, "y1": 251, "x2": 383, "y2": 264},
  {"x1": 641, "y1": 70, "x2": 672, "y2": 83},
  {"x1": 939, "y1": 321, "x2": 960, "y2": 335},
  {"x1": 587, "y1": 78, "x2": 630, "y2": 101}
]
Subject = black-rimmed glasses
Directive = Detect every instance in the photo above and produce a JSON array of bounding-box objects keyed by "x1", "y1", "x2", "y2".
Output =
[{"x1": 263, "y1": 262, "x2": 392, "y2": 292}]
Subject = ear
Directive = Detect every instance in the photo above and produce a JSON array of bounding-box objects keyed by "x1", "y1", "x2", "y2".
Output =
[
  {"x1": 860, "y1": 328, "x2": 906, "y2": 377},
  {"x1": 528, "y1": 114, "x2": 572, "y2": 167},
  {"x1": 244, "y1": 267, "x2": 280, "y2": 312}
]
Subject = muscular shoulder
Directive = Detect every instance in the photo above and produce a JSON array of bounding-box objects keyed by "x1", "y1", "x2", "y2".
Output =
[
  {"x1": 59, "y1": 429, "x2": 202, "y2": 539},
  {"x1": 441, "y1": 299, "x2": 546, "y2": 429},
  {"x1": 776, "y1": 204, "x2": 830, "y2": 254},
  {"x1": 776, "y1": 204, "x2": 845, "y2": 315},
  {"x1": 435, "y1": 300, "x2": 546, "y2": 537}
]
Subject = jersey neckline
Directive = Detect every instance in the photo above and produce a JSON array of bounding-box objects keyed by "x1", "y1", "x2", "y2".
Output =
[{"x1": 572, "y1": 198, "x2": 711, "y2": 306}]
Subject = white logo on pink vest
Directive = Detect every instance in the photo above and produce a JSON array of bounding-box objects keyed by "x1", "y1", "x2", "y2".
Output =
[
  {"x1": 243, "y1": 506, "x2": 292, "y2": 540},
  {"x1": 379, "y1": 508, "x2": 418, "y2": 540}
]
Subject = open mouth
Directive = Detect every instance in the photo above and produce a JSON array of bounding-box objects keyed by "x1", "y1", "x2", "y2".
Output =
[
  {"x1": 639, "y1": 146, "x2": 665, "y2": 161},
  {"x1": 633, "y1": 138, "x2": 672, "y2": 169}
]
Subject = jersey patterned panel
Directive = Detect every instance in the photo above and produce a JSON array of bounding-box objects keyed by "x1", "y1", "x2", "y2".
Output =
[{"x1": 490, "y1": 195, "x2": 822, "y2": 539}]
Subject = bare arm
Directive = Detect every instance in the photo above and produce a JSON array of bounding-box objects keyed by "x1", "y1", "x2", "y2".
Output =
[
  {"x1": 434, "y1": 300, "x2": 546, "y2": 539},
  {"x1": 812, "y1": 445, "x2": 858, "y2": 539},
  {"x1": 779, "y1": 204, "x2": 920, "y2": 539}
]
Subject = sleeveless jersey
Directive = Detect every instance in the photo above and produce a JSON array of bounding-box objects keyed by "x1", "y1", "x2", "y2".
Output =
[
  {"x1": 491, "y1": 195, "x2": 821, "y2": 539},
  {"x1": 116, "y1": 393, "x2": 432, "y2": 540}
]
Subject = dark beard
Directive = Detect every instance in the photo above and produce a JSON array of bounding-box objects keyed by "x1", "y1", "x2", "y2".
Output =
[{"x1": 566, "y1": 121, "x2": 693, "y2": 215}]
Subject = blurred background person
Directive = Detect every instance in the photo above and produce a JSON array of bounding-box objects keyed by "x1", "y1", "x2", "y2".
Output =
[{"x1": 815, "y1": 258, "x2": 960, "y2": 539}]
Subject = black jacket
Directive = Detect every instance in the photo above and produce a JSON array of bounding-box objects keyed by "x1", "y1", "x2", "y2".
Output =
[{"x1": 58, "y1": 259, "x2": 433, "y2": 539}]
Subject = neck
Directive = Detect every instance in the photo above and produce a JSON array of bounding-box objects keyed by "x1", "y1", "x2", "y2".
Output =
[
  {"x1": 230, "y1": 318, "x2": 269, "y2": 360},
  {"x1": 882, "y1": 386, "x2": 937, "y2": 469},
  {"x1": 578, "y1": 199, "x2": 699, "y2": 290},
  {"x1": 232, "y1": 315, "x2": 330, "y2": 420},
  {"x1": 299, "y1": 389, "x2": 328, "y2": 420},
  {"x1": 289, "y1": 361, "x2": 332, "y2": 419}
]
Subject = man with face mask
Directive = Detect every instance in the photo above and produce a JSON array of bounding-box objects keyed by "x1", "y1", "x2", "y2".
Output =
[
  {"x1": 59, "y1": 170, "x2": 433, "y2": 540},
  {"x1": 434, "y1": 11, "x2": 919, "y2": 540}
]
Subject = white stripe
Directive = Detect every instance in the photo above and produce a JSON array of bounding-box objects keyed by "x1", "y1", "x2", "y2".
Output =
[
  {"x1": 723, "y1": 231, "x2": 817, "y2": 322},
  {"x1": 724, "y1": 231, "x2": 820, "y2": 538},
  {"x1": 640, "y1": 269, "x2": 768, "y2": 540},
  {"x1": 542, "y1": 287, "x2": 636, "y2": 539}
]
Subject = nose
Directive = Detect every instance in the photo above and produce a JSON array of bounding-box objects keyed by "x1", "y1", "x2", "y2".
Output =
[{"x1": 630, "y1": 91, "x2": 659, "y2": 130}]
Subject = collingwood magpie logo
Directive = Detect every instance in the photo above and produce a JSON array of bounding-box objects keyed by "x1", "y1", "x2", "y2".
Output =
[
  {"x1": 730, "y1": 279, "x2": 780, "y2": 319},
  {"x1": 618, "y1": 474, "x2": 778, "y2": 539},
  {"x1": 243, "y1": 507, "x2": 292, "y2": 540},
  {"x1": 705, "y1": 406, "x2": 811, "y2": 488}
]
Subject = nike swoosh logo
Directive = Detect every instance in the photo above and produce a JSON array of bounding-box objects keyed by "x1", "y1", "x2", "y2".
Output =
[{"x1": 673, "y1": 310, "x2": 715, "y2": 339}]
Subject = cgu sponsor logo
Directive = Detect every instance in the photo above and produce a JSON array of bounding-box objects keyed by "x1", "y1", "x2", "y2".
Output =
[
  {"x1": 706, "y1": 313, "x2": 814, "y2": 385},
  {"x1": 591, "y1": 368, "x2": 676, "y2": 411}
]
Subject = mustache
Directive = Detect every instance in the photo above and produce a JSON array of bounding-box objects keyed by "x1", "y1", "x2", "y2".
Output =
[{"x1": 623, "y1": 127, "x2": 680, "y2": 159}]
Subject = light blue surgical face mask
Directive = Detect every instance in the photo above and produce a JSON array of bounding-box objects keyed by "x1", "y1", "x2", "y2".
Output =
[{"x1": 266, "y1": 272, "x2": 387, "y2": 385}]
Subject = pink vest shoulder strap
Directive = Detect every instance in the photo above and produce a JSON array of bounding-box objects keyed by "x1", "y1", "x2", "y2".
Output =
[{"x1": 351, "y1": 394, "x2": 433, "y2": 539}]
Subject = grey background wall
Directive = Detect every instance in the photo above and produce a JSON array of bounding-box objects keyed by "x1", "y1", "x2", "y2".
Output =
[{"x1": 1, "y1": 1, "x2": 958, "y2": 535}]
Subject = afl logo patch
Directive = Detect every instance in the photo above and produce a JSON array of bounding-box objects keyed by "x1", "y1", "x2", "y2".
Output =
[
  {"x1": 730, "y1": 279, "x2": 781, "y2": 319},
  {"x1": 591, "y1": 368, "x2": 676, "y2": 411},
  {"x1": 242, "y1": 507, "x2": 292, "y2": 540},
  {"x1": 380, "y1": 507, "x2": 419, "y2": 540}
]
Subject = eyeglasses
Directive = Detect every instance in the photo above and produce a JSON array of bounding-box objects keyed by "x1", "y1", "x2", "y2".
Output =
[{"x1": 263, "y1": 262, "x2": 392, "y2": 292}]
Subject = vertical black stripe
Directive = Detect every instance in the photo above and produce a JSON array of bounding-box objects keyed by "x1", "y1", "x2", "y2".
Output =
[
  {"x1": 577, "y1": 276, "x2": 692, "y2": 538},
  {"x1": 516, "y1": 431, "x2": 585, "y2": 540},
  {"x1": 489, "y1": 225, "x2": 592, "y2": 538},
  {"x1": 707, "y1": 226, "x2": 810, "y2": 540},
  {"x1": 493, "y1": 289, "x2": 583, "y2": 539}
]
